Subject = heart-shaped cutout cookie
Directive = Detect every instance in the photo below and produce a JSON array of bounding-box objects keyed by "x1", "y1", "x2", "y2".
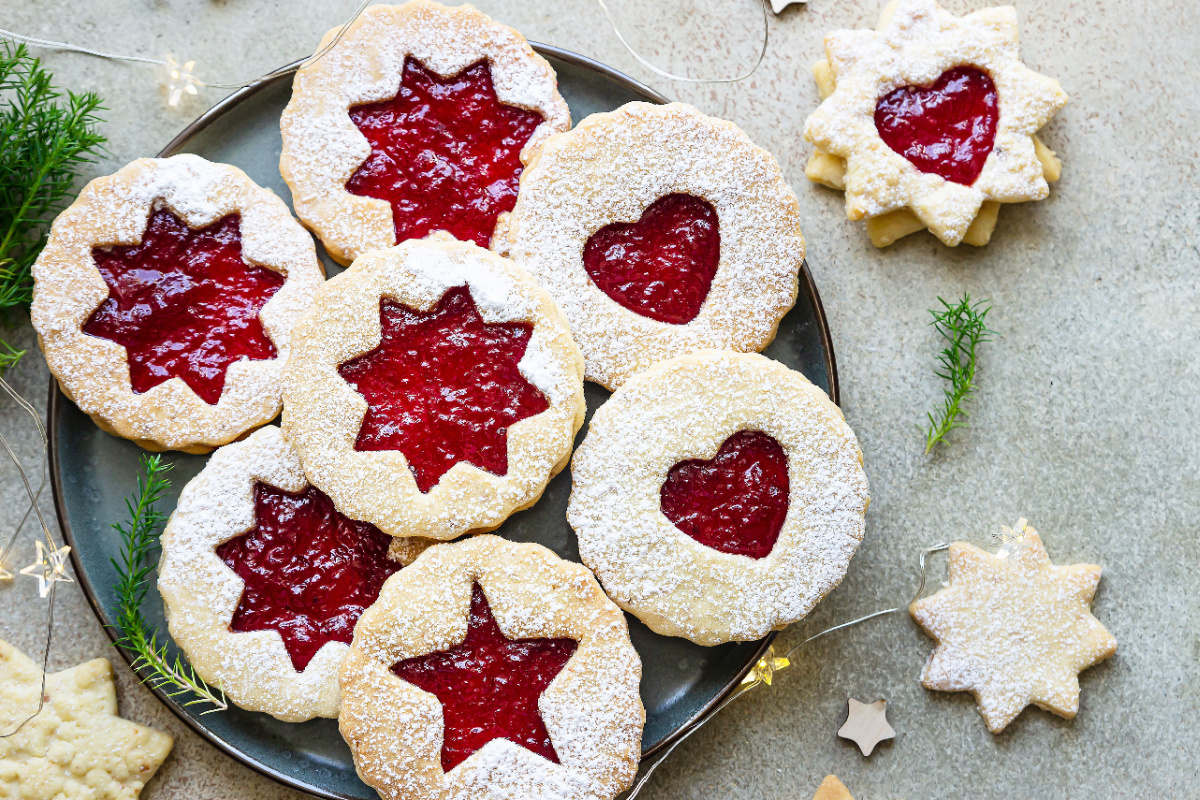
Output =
[
  {"x1": 582, "y1": 193, "x2": 720, "y2": 325},
  {"x1": 660, "y1": 430, "x2": 789, "y2": 559},
  {"x1": 874, "y1": 66, "x2": 999, "y2": 186}
]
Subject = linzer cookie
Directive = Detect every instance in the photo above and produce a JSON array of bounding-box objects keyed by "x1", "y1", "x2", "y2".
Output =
[
  {"x1": 158, "y1": 426, "x2": 430, "y2": 721},
  {"x1": 30, "y1": 154, "x2": 324, "y2": 453},
  {"x1": 505, "y1": 101, "x2": 805, "y2": 390},
  {"x1": 280, "y1": 0, "x2": 571, "y2": 264},
  {"x1": 803, "y1": 0, "x2": 1067, "y2": 247},
  {"x1": 568, "y1": 350, "x2": 869, "y2": 645},
  {"x1": 282, "y1": 234, "x2": 585, "y2": 540},
  {"x1": 338, "y1": 534, "x2": 644, "y2": 800}
]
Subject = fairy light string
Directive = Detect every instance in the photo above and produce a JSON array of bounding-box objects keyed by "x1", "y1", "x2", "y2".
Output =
[
  {"x1": 620, "y1": 525, "x2": 1035, "y2": 800},
  {"x1": 1, "y1": 0, "x2": 773, "y2": 108}
]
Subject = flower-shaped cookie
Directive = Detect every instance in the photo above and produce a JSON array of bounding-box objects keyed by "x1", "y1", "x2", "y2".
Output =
[
  {"x1": 803, "y1": 0, "x2": 1068, "y2": 247},
  {"x1": 282, "y1": 235, "x2": 585, "y2": 540},
  {"x1": 339, "y1": 535, "x2": 644, "y2": 800}
]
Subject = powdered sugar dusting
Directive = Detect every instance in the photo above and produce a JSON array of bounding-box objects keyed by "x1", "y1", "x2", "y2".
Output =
[
  {"x1": 802, "y1": 0, "x2": 1068, "y2": 244},
  {"x1": 568, "y1": 351, "x2": 869, "y2": 646},
  {"x1": 158, "y1": 426, "x2": 389, "y2": 722},
  {"x1": 279, "y1": 0, "x2": 571, "y2": 266},
  {"x1": 506, "y1": 102, "x2": 805, "y2": 390},
  {"x1": 338, "y1": 535, "x2": 643, "y2": 800},
  {"x1": 282, "y1": 236, "x2": 585, "y2": 540},
  {"x1": 30, "y1": 155, "x2": 324, "y2": 452},
  {"x1": 909, "y1": 528, "x2": 1117, "y2": 733}
]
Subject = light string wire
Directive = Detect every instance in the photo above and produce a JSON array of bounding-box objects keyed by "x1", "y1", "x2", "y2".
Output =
[
  {"x1": 1, "y1": 0, "x2": 770, "y2": 94},
  {"x1": 0, "y1": 369, "x2": 65, "y2": 739},
  {"x1": 592, "y1": 0, "x2": 770, "y2": 83},
  {"x1": 619, "y1": 543, "x2": 953, "y2": 800}
]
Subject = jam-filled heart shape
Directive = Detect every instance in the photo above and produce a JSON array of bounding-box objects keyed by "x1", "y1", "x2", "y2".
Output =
[
  {"x1": 874, "y1": 66, "x2": 999, "y2": 186},
  {"x1": 582, "y1": 193, "x2": 720, "y2": 325},
  {"x1": 660, "y1": 430, "x2": 789, "y2": 559}
]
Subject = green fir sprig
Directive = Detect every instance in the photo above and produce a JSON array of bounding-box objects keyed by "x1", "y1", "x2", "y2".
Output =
[
  {"x1": 110, "y1": 454, "x2": 226, "y2": 713},
  {"x1": 0, "y1": 340, "x2": 23, "y2": 374},
  {"x1": 923, "y1": 294, "x2": 994, "y2": 454},
  {"x1": 0, "y1": 41, "x2": 105, "y2": 312}
]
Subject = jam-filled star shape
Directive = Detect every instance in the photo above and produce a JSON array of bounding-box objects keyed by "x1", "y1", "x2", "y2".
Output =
[
  {"x1": 391, "y1": 583, "x2": 577, "y2": 772},
  {"x1": 338, "y1": 285, "x2": 549, "y2": 493},
  {"x1": 346, "y1": 56, "x2": 544, "y2": 248},
  {"x1": 82, "y1": 208, "x2": 284, "y2": 405},
  {"x1": 909, "y1": 524, "x2": 1117, "y2": 733},
  {"x1": 216, "y1": 482, "x2": 402, "y2": 672},
  {"x1": 803, "y1": 0, "x2": 1068, "y2": 246}
]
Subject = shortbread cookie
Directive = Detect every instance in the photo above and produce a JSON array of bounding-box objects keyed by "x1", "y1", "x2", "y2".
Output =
[
  {"x1": 31, "y1": 154, "x2": 324, "y2": 453},
  {"x1": 282, "y1": 234, "x2": 585, "y2": 540},
  {"x1": 568, "y1": 350, "x2": 869, "y2": 645},
  {"x1": 803, "y1": 0, "x2": 1067, "y2": 247},
  {"x1": 506, "y1": 102, "x2": 805, "y2": 390},
  {"x1": 909, "y1": 520, "x2": 1118, "y2": 732},
  {"x1": 339, "y1": 534, "x2": 644, "y2": 800},
  {"x1": 811, "y1": 775, "x2": 855, "y2": 800},
  {"x1": 280, "y1": 0, "x2": 571, "y2": 265},
  {"x1": 0, "y1": 639, "x2": 173, "y2": 800},
  {"x1": 158, "y1": 425, "x2": 427, "y2": 721}
]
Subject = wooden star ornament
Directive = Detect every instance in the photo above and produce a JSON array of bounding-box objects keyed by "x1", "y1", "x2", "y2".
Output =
[
  {"x1": 909, "y1": 523, "x2": 1117, "y2": 733},
  {"x1": 0, "y1": 639, "x2": 173, "y2": 798},
  {"x1": 837, "y1": 697, "x2": 895, "y2": 756}
]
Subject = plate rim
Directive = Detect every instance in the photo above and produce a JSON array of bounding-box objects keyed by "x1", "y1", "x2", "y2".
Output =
[{"x1": 48, "y1": 42, "x2": 839, "y2": 799}]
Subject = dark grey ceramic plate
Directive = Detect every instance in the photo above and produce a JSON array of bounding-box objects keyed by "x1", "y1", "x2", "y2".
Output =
[{"x1": 49, "y1": 45, "x2": 838, "y2": 800}]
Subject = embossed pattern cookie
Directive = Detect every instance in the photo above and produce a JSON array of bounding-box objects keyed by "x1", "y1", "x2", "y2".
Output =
[
  {"x1": 31, "y1": 154, "x2": 325, "y2": 453},
  {"x1": 803, "y1": 0, "x2": 1067, "y2": 247},
  {"x1": 282, "y1": 234, "x2": 585, "y2": 540},
  {"x1": 506, "y1": 102, "x2": 805, "y2": 390},
  {"x1": 280, "y1": 0, "x2": 571, "y2": 265},
  {"x1": 338, "y1": 535, "x2": 644, "y2": 800},
  {"x1": 0, "y1": 639, "x2": 173, "y2": 800},
  {"x1": 158, "y1": 426, "x2": 431, "y2": 721},
  {"x1": 568, "y1": 350, "x2": 869, "y2": 645}
]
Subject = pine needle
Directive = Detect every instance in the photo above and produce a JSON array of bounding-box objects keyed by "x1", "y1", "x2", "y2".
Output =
[
  {"x1": 923, "y1": 294, "x2": 994, "y2": 454},
  {"x1": 0, "y1": 41, "x2": 105, "y2": 363},
  {"x1": 109, "y1": 454, "x2": 226, "y2": 713},
  {"x1": 0, "y1": 340, "x2": 22, "y2": 374}
]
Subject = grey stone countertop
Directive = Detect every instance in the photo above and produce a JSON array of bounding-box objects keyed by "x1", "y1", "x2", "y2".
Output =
[{"x1": 0, "y1": 0, "x2": 1196, "y2": 798}]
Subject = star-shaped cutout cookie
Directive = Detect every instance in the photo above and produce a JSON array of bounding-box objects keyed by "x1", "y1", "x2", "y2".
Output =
[
  {"x1": 837, "y1": 697, "x2": 895, "y2": 756},
  {"x1": 909, "y1": 525, "x2": 1117, "y2": 732},
  {"x1": 0, "y1": 638, "x2": 173, "y2": 799},
  {"x1": 803, "y1": 0, "x2": 1068, "y2": 246}
]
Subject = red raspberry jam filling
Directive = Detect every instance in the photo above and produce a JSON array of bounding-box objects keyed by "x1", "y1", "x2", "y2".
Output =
[
  {"x1": 338, "y1": 286, "x2": 549, "y2": 493},
  {"x1": 82, "y1": 208, "x2": 283, "y2": 405},
  {"x1": 216, "y1": 482, "x2": 401, "y2": 672},
  {"x1": 660, "y1": 430, "x2": 790, "y2": 560},
  {"x1": 346, "y1": 57, "x2": 544, "y2": 248},
  {"x1": 392, "y1": 583, "x2": 577, "y2": 772},
  {"x1": 874, "y1": 66, "x2": 999, "y2": 186},
  {"x1": 582, "y1": 193, "x2": 720, "y2": 325}
]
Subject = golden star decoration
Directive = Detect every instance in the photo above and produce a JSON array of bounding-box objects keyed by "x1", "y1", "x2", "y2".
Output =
[
  {"x1": 837, "y1": 697, "x2": 895, "y2": 756},
  {"x1": 740, "y1": 645, "x2": 791, "y2": 686},
  {"x1": 909, "y1": 523, "x2": 1117, "y2": 732},
  {"x1": 811, "y1": 774, "x2": 855, "y2": 800},
  {"x1": 18, "y1": 539, "x2": 73, "y2": 598},
  {"x1": 0, "y1": 639, "x2": 173, "y2": 799}
]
